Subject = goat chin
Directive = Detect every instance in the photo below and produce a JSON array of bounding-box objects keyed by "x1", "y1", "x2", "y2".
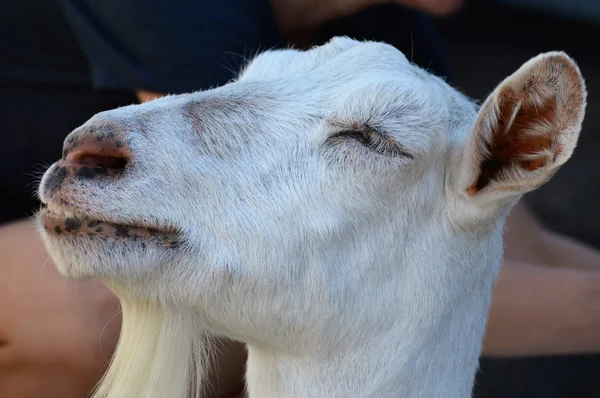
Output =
[{"x1": 91, "y1": 298, "x2": 211, "y2": 398}]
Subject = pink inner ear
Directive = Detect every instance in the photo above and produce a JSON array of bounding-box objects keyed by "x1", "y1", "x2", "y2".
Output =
[
  {"x1": 464, "y1": 52, "x2": 586, "y2": 197},
  {"x1": 469, "y1": 86, "x2": 559, "y2": 193}
]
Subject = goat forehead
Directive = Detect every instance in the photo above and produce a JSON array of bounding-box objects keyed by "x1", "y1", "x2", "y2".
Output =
[
  {"x1": 117, "y1": 76, "x2": 443, "y2": 123},
  {"x1": 240, "y1": 39, "x2": 414, "y2": 83},
  {"x1": 90, "y1": 40, "x2": 465, "y2": 142}
]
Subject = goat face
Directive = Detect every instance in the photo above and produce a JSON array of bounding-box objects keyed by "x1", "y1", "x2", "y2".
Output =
[{"x1": 38, "y1": 37, "x2": 585, "y2": 349}]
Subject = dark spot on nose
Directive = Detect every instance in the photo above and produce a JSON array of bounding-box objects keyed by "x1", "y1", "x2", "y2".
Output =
[
  {"x1": 63, "y1": 137, "x2": 80, "y2": 159},
  {"x1": 45, "y1": 166, "x2": 68, "y2": 197},
  {"x1": 87, "y1": 220, "x2": 101, "y2": 228},
  {"x1": 65, "y1": 218, "x2": 83, "y2": 232},
  {"x1": 93, "y1": 131, "x2": 117, "y2": 142},
  {"x1": 66, "y1": 136, "x2": 79, "y2": 146},
  {"x1": 54, "y1": 226, "x2": 63, "y2": 234},
  {"x1": 115, "y1": 225, "x2": 130, "y2": 237}
]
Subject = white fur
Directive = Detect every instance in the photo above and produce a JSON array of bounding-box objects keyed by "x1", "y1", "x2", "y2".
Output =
[{"x1": 38, "y1": 37, "x2": 586, "y2": 397}]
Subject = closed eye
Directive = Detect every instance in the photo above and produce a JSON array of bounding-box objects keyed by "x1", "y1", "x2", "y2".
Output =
[{"x1": 331, "y1": 129, "x2": 414, "y2": 159}]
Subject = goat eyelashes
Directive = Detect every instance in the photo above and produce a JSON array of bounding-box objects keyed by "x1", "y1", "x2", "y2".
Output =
[{"x1": 332, "y1": 128, "x2": 414, "y2": 159}]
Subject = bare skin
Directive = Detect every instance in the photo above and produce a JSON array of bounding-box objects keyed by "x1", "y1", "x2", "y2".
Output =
[
  {"x1": 0, "y1": 220, "x2": 121, "y2": 398},
  {"x1": 483, "y1": 204, "x2": 600, "y2": 357},
  {"x1": 0, "y1": 220, "x2": 246, "y2": 398}
]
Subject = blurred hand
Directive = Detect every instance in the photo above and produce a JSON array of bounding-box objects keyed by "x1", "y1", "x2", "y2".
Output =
[
  {"x1": 271, "y1": 0, "x2": 464, "y2": 38},
  {"x1": 0, "y1": 220, "x2": 248, "y2": 398},
  {"x1": 394, "y1": 0, "x2": 464, "y2": 16},
  {"x1": 0, "y1": 221, "x2": 121, "y2": 398}
]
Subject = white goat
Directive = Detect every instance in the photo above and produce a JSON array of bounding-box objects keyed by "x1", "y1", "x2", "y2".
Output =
[{"x1": 37, "y1": 37, "x2": 586, "y2": 398}]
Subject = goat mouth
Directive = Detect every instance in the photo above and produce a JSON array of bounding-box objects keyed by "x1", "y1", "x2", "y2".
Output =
[{"x1": 39, "y1": 205, "x2": 182, "y2": 248}]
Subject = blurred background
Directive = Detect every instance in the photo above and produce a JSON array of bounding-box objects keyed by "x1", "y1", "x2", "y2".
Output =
[
  {"x1": 440, "y1": 0, "x2": 599, "y2": 247},
  {"x1": 439, "y1": 2, "x2": 600, "y2": 396}
]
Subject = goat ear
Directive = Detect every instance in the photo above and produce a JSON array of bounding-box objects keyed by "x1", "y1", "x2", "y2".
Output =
[{"x1": 458, "y1": 52, "x2": 586, "y2": 202}]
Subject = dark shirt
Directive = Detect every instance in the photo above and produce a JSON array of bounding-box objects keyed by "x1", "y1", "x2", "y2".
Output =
[{"x1": 0, "y1": 1, "x2": 449, "y2": 223}]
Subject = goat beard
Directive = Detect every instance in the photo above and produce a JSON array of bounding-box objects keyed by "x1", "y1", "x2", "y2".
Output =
[{"x1": 91, "y1": 295, "x2": 213, "y2": 398}]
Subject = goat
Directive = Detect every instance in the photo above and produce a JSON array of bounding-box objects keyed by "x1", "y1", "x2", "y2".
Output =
[{"x1": 38, "y1": 37, "x2": 586, "y2": 398}]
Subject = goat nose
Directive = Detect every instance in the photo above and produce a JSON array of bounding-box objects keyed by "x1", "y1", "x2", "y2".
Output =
[{"x1": 62, "y1": 127, "x2": 131, "y2": 179}]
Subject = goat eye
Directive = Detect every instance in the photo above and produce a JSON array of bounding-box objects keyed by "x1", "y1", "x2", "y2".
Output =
[
  {"x1": 335, "y1": 130, "x2": 368, "y2": 142},
  {"x1": 332, "y1": 130, "x2": 412, "y2": 159}
]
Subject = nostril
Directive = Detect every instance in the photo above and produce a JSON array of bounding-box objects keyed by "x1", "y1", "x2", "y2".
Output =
[
  {"x1": 63, "y1": 135, "x2": 131, "y2": 173},
  {"x1": 65, "y1": 148, "x2": 130, "y2": 180},
  {"x1": 62, "y1": 128, "x2": 133, "y2": 178},
  {"x1": 73, "y1": 153, "x2": 128, "y2": 170}
]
